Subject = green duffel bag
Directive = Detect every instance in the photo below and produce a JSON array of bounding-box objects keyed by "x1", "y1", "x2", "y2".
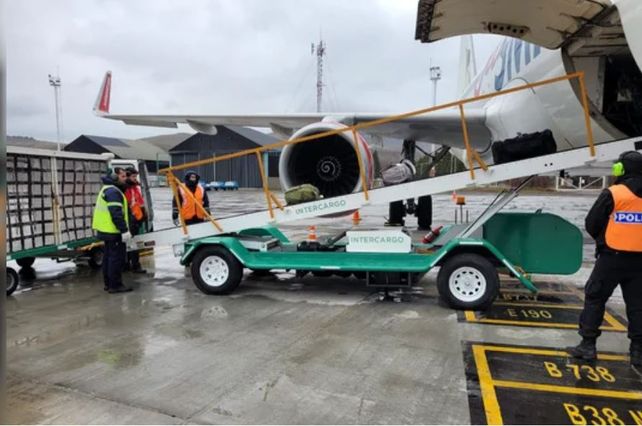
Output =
[{"x1": 284, "y1": 184, "x2": 321, "y2": 205}]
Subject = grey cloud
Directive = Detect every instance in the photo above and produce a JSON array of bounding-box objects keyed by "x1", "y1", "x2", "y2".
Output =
[{"x1": 7, "y1": 1, "x2": 500, "y2": 141}]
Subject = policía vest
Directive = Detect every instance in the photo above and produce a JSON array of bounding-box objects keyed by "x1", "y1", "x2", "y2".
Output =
[
  {"x1": 92, "y1": 185, "x2": 129, "y2": 234},
  {"x1": 179, "y1": 184, "x2": 205, "y2": 220},
  {"x1": 605, "y1": 184, "x2": 642, "y2": 252}
]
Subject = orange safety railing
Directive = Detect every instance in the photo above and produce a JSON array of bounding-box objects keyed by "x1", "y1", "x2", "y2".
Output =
[{"x1": 162, "y1": 71, "x2": 596, "y2": 235}]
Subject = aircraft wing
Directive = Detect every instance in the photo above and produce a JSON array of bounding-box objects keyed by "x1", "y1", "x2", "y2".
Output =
[
  {"x1": 94, "y1": 71, "x2": 491, "y2": 151},
  {"x1": 100, "y1": 110, "x2": 490, "y2": 150}
]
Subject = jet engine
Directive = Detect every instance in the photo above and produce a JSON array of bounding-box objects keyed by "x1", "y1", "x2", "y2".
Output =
[{"x1": 278, "y1": 121, "x2": 374, "y2": 198}]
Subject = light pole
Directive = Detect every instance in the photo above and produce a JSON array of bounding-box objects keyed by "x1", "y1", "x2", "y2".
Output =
[
  {"x1": 48, "y1": 73, "x2": 63, "y2": 150},
  {"x1": 429, "y1": 60, "x2": 442, "y2": 154},
  {"x1": 429, "y1": 61, "x2": 441, "y2": 107}
]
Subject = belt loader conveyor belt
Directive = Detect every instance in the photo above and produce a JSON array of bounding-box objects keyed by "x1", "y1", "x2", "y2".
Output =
[{"x1": 132, "y1": 137, "x2": 642, "y2": 251}]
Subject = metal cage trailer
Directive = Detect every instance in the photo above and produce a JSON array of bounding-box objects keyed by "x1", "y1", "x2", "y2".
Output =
[
  {"x1": 5, "y1": 147, "x2": 111, "y2": 296},
  {"x1": 174, "y1": 211, "x2": 583, "y2": 310}
]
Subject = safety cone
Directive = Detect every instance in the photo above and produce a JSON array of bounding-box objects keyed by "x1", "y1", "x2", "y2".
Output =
[
  {"x1": 352, "y1": 210, "x2": 361, "y2": 225},
  {"x1": 307, "y1": 225, "x2": 318, "y2": 242}
]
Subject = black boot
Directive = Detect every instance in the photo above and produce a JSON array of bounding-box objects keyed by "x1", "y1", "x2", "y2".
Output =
[
  {"x1": 567, "y1": 338, "x2": 597, "y2": 360},
  {"x1": 631, "y1": 341, "x2": 642, "y2": 368},
  {"x1": 108, "y1": 285, "x2": 133, "y2": 294},
  {"x1": 132, "y1": 266, "x2": 147, "y2": 274}
]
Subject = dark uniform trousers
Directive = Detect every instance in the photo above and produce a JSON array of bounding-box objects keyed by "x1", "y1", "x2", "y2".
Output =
[
  {"x1": 103, "y1": 239, "x2": 127, "y2": 289},
  {"x1": 579, "y1": 252, "x2": 642, "y2": 342},
  {"x1": 127, "y1": 219, "x2": 142, "y2": 270}
]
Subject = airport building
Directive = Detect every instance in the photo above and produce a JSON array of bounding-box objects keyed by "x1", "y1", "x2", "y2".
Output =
[
  {"x1": 64, "y1": 134, "x2": 171, "y2": 173},
  {"x1": 169, "y1": 126, "x2": 280, "y2": 188}
]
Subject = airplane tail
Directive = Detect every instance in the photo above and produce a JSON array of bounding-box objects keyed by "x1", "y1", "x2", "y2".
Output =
[
  {"x1": 93, "y1": 71, "x2": 112, "y2": 115},
  {"x1": 457, "y1": 36, "x2": 477, "y2": 97}
]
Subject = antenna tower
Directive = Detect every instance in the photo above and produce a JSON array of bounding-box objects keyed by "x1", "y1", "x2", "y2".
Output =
[{"x1": 312, "y1": 37, "x2": 326, "y2": 112}]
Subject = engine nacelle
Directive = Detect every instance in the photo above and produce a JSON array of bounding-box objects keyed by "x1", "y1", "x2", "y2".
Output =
[{"x1": 278, "y1": 121, "x2": 374, "y2": 198}]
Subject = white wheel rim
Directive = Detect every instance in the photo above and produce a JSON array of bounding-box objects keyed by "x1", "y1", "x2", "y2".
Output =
[
  {"x1": 448, "y1": 266, "x2": 487, "y2": 303},
  {"x1": 199, "y1": 255, "x2": 229, "y2": 287}
]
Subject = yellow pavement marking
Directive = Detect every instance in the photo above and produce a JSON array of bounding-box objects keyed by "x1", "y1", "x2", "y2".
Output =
[
  {"x1": 464, "y1": 307, "x2": 627, "y2": 332},
  {"x1": 604, "y1": 311, "x2": 628, "y2": 332},
  {"x1": 492, "y1": 302, "x2": 584, "y2": 309},
  {"x1": 470, "y1": 344, "x2": 635, "y2": 425},
  {"x1": 478, "y1": 344, "x2": 628, "y2": 361},
  {"x1": 465, "y1": 310, "x2": 477, "y2": 322},
  {"x1": 493, "y1": 380, "x2": 642, "y2": 400},
  {"x1": 472, "y1": 344, "x2": 503, "y2": 425},
  {"x1": 500, "y1": 289, "x2": 577, "y2": 296},
  {"x1": 467, "y1": 317, "x2": 624, "y2": 330}
]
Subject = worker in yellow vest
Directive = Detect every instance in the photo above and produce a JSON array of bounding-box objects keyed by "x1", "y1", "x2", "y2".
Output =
[
  {"x1": 92, "y1": 167, "x2": 133, "y2": 294},
  {"x1": 172, "y1": 170, "x2": 210, "y2": 225},
  {"x1": 568, "y1": 151, "x2": 642, "y2": 370}
]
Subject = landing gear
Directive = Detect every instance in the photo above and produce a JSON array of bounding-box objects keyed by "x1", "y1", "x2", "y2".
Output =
[
  {"x1": 385, "y1": 196, "x2": 432, "y2": 229},
  {"x1": 383, "y1": 139, "x2": 443, "y2": 229}
]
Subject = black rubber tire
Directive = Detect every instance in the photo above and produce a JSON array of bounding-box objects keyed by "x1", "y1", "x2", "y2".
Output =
[
  {"x1": 88, "y1": 247, "x2": 104, "y2": 270},
  {"x1": 416, "y1": 195, "x2": 433, "y2": 230},
  {"x1": 353, "y1": 271, "x2": 367, "y2": 280},
  {"x1": 437, "y1": 253, "x2": 499, "y2": 310},
  {"x1": 311, "y1": 270, "x2": 332, "y2": 277},
  {"x1": 191, "y1": 245, "x2": 243, "y2": 295},
  {"x1": 334, "y1": 271, "x2": 352, "y2": 278},
  {"x1": 7, "y1": 268, "x2": 19, "y2": 296},
  {"x1": 387, "y1": 201, "x2": 405, "y2": 226},
  {"x1": 16, "y1": 257, "x2": 35, "y2": 268}
]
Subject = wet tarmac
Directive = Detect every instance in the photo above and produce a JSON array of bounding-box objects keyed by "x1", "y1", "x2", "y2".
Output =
[{"x1": 5, "y1": 188, "x2": 636, "y2": 424}]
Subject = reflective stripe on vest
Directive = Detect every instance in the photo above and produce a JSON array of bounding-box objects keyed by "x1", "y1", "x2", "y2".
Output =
[
  {"x1": 179, "y1": 184, "x2": 205, "y2": 220},
  {"x1": 605, "y1": 184, "x2": 642, "y2": 252},
  {"x1": 92, "y1": 185, "x2": 129, "y2": 234}
]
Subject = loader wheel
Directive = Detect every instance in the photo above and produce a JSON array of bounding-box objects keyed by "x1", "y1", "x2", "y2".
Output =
[
  {"x1": 437, "y1": 254, "x2": 499, "y2": 310},
  {"x1": 191, "y1": 246, "x2": 243, "y2": 295},
  {"x1": 16, "y1": 257, "x2": 35, "y2": 268},
  {"x1": 88, "y1": 247, "x2": 104, "y2": 270},
  {"x1": 311, "y1": 270, "x2": 332, "y2": 277},
  {"x1": 7, "y1": 267, "x2": 19, "y2": 296},
  {"x1": 416, "y1": 195, "x2": 432, "y2": 230}
]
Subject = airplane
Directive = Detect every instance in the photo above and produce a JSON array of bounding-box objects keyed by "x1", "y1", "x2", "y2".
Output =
[{"x1": 94, "y1": 0, "x2": 642, "y2": 207}]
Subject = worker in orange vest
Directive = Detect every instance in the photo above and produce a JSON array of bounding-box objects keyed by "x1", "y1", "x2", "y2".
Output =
[
  {"x1": 172, "y1": 170, "x2": 210, "y2": 225},
  {"x1": 568, "y1": 151, "x2": 642, "y2": 370},
  {"x1": 124, "y1": 167, "x2": 147, "y2": 274}
]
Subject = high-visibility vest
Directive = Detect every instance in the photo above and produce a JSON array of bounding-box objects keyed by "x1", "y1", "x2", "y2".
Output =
[
  {"x1": 179, "y1": 184, "x2": 205, "y2": 220},
  {"x1": 605, "y1": 184, "x2": 642, "y2": 252},
  {"x1": 126, "y1": 185, "x2": 145, "y2": 221},
  {"x1": 92, "y1": 185, "x2": 129, "y2": 234}
]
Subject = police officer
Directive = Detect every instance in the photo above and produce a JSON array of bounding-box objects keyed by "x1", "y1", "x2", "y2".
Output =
[
  {"x1": 92, "y1": 167, "x2": 133, "y2": 293},
  {"x1": 124, "y1": 166, "x2": 147, "y2": 274},
  {"x1": 172, "y1": 170, "x2": 210, "y2": 225},
  {"x1": 568, "y1": 151, "x2": 642, "y2": 370}
]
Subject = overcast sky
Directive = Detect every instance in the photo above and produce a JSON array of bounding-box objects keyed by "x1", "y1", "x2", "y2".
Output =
[{"x1": 6, "y1": 0, "x2": 502, "y2": 142}]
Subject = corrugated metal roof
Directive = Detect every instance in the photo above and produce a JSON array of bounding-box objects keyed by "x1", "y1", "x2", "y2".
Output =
[
  {"x1": 82, "y1": 135, "x2": 170, "y2": 161},
  {"x1": 227, "y1": 126, "x2": 279, "y2": 147},
  {"x1": 85, "y1": 135, "x2": 128, "y2": 147}
]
